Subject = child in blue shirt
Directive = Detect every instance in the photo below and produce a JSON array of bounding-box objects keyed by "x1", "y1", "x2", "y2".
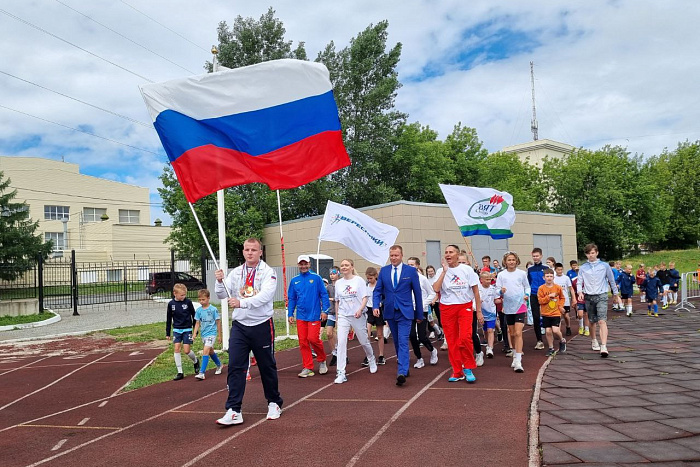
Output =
[
  {"x1": 616, "y1": 264, "x2": 636, "y2": 317},
  {"x1": 193, "y1": 289, "x2": 223, "y2": 380},
  {"x1": 668, "y1": 262, "x2": 681, "y2": 305},
  {"x1": 641, "y1": 269, "x2": 664, "y2": 317},
  {"x1": 166, "y1": 283, "x2": 200, "y2": 380}
]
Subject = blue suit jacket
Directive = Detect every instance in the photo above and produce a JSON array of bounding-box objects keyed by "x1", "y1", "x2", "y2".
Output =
[{"x1": 373, "y1": 263, "x2": 423, "y2": 321}]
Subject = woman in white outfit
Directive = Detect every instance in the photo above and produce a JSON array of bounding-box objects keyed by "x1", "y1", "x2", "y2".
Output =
[{"x1": 334, "y1": 259, "x2": 378, "y2": 384}]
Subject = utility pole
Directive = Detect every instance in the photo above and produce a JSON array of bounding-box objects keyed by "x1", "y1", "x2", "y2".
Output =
[{"x1": 530, "y1": 61, "x2": 539, "y2": 141}]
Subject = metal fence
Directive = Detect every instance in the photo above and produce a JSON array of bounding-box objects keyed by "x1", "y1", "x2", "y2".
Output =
[{"x1": 675, "y1": 271, "x2": 699, "y2": 312}]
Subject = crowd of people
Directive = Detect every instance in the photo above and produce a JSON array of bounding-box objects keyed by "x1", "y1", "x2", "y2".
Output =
[{"x1": 163, "y1": 237, "x2": 671, "y2": 426}]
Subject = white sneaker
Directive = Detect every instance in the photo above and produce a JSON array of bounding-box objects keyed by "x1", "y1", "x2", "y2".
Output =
[
  {"x1": 369, "y1": 357, "x2": 378, "y2": 374},
  {"x1": 334, "y1": 371, "x2": 347, "y2": 384},
  {"x1": 440, "y1": 341, "x2": 448, "y2": 351},
  {"x1": 513, "y1": 361, "x2": 524, "y2": 373},
  {"x1": 195, "y1": 373, "x2": 205, "y2": 380},
  {"x1": 414, "y1": 358, "x2": 425, "y2": 369},
  {"x1": 511, "y1": 358, "x2": 516, "y2": 368},
  {"x1": 215, "y1": 365, "x2": 223, "y2": 375},
  {"x1": 430, "y1": 347, "x2": 439, "y2": 365},
  {"x1": 486, "y1": 347, "x2": 494, "y2": 358},
  {"x1": 217, "y1": 408, "x2": 243, "y2": 425},
  {"x1": 591, "y1": 339, "x2": 601, "y2": 351},
  {"x1": 600, "y1": 344, "x2": 608, "y2": 358},
  {"x1": 319, "y1": 362, "x2": 328, "y2": 375},
  {"x1": 429, "y1": 331, "x2": 436, "y2": 339},
  {"x1": 534, "y1": 341, "x2": 545, "y2": 350},
  {"x1": 266, "y1": 402, "x2": 281, "y2": 420},
  {"x1": 475, "y1": 352, "x2": 484, "y2": 367}
]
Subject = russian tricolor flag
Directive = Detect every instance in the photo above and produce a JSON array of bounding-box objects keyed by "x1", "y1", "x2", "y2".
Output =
[{"x1": 140, "y1": 59, "x2": 350, "y2": 203}]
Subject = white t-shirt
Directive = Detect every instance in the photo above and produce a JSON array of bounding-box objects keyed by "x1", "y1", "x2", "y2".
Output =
[
  {"x1": 418, "y1": 273, "x2": 436, "y2": 312},
  {"x1": 553, "y1": 274, "x2": 573, "y2": 306},
  {"x1": 436, "y1": 264, "x2": 479, "y2": 305},
  {"x1": 335, "y1": 276, "x2": 369, "y2": 317},
  {"x1": 366, "y1": 282, "x2": 376, "y2": 308},
  {"x1": 478, "y1": 283, "x2": 497, "y2": 322},
  {"x1": 495, "y1": 269, "x2": 530, "y2": 315}
]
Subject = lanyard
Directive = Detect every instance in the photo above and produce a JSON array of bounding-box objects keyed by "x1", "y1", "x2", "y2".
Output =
[{"x1": 242, "y1": 263, "x2": 258, "y2": 288}]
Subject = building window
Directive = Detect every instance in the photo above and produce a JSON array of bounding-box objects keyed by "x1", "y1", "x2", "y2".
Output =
[
  {"x1": 118, "y1": 209, "x2": 140, "y2": 224},
  {"x1": 45, "y1": 232, "x2": 65, "y2": 250},
  {"x1": 83, "y1": 207, "x2": 107, "y2": 222},
  {"x1": 44, "y1": 205, "x2": 70, "y2": 220}
]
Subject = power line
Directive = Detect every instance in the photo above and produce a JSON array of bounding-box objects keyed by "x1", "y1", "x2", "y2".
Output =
[
  {"x1": 0, "y1": 69, "x2": 153, "y2": 128},
  {"x1": 53, "y1": 0, "x2": 197, "y2": 75},
  {"x1": 119, "y1": 0, "x2": 209, "y2": 53},
  {"x1": 0, "y1": 103, "x2": 162, "y2": 156},
  {"x1": 0, "y1": 7, "x2": 154, "y2": 83}
]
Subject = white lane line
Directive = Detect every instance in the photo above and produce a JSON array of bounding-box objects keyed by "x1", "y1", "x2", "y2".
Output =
[
  {"x1": 0, "y1": 353, "x2": 113, "y2": 413},
  {"x1": 24, "y1": 389, "x2": 226, "y2": 467},
  {"x1": 181, "y1": 364, "x2": 375, "y2": 467},
  {"x1": 98, "y1": 401, "x2": 108, "y2": 408},
  {"x1": 77, "y1": 418, "x2": 89, "y2": 426},
  {"x1": 51, "y1": 439, "x2": 67, "y2": 451},
  {"x1": 129, "y1": 351, "x2": 143, "y2": 356},
  {"x1": 345, "y1": 369, "x2": 449, "y2": 467},
  {"x1": 0, "y1": 356, "x2": 51, "y2": 377},
  {"x1": 110, "y1": 355, "x2": 159, "y2": 397}
]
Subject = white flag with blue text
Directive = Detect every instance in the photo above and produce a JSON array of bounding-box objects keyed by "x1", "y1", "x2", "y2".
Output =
[{"x1": 318, "y1": 201, "x2": 399, "y2": 265}]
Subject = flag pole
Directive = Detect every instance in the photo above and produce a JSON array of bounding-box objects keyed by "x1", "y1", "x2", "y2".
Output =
[
  {"x1": 462, "y1": 236, "x2": 477, "y2": 268},
  {"x1": 276, "y1": 189, "x2": 295, "y2": 341},
  {"x1": 212, "y1": 46, "x2": 229, "y2": 350}
]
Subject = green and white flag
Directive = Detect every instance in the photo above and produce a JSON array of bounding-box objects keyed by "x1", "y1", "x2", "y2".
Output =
[{"x1": 439, "y1": 184, "x2": 515, "y2": 239}]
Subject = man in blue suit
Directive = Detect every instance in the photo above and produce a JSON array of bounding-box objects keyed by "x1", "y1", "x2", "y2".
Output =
[{"x1": 373, "y1": 245, "x2": 423, "y2": 386}]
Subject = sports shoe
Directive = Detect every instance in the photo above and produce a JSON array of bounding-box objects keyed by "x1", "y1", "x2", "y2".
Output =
[
  {"x1": 329, "y1": 355, "x2": 337, "y2": 367},
  {"x1": 396, "y1": 374, "x2": 406, "y2": 386},
  {"x1": 546, "y1": 349, "x2": 556, "y2": 357},
  {"x1": 298, "y1": 368, "x2": 315, "y2": 378},
  {"x1": 662, "y1": 303, "x2": 669, "y2": 310},
  {"x1": 485, "y1": 347, "x2": 494, "y2": 359},
  {"x1": 246, "y1": 370, "x2": 252, "y2": 381},
  {"x1": 369, "y1": 357, "x2": 378, "y2": 374},
  {"x1": 311, "y1": 349, "x2": 317, "y2": 357},
  {"x1": 266, "y1": 402, "x2": 281, "y2": 420},
  {"x1": 505, "y1": 349, "x2": 514, "y2": 357},
  {"x1": 250, "y1": 356, "x2": 257, "y2": 366},
  {"x1": 217, "y1": 408, "x2": 243, "y2": 426},
  {"x1": 448, "y1": 373, "x2": 465, "y2": 382},
  {"x1": 591, "y1": 339, "x2": 601, "y2": 351},
  {"x1": 559, "y1": 339, "x2": 567, "y2": 353},
  {"x1": 334, "y1": 371, "x2": 347, "y2": 384},
  {"x1": 626, "y1": 310, "x2": 633, "y2": 317},
  {"x1": 647, "y1": 310, "x2": 653, "y2": 316},
  {"x1": 534, "y1": 341, "x2": 545, "y2": 350},
  {"x1": 377, "y1": 356, "x2": 386, "y2": 365},
  {"x1": 193, "y1": 358, "x2": 200, "y2": 374},
  {"x1": 440, "y1": 341, "x2": 448, "y2": 351},
  {"x1": 414, "y1": 358, "x2": 425, "y2": 369},
  {"x1": 578, "y1": 327, "x2": 584, "y2": 335},
  {"x1": 584, "y1": 329, "x2": 590, "y2": 337},
  {"x1": 653, "y1": 313, "x2": 659, "y2": 317},
  {"x1": 600, "y1": 344, "x2": 608, "y2": 358},
  {"x1": 464, "y1": 369, "x2": 476, "y2": 383},
  {"x1": 215, "y1": 365, "x2": 223, "y2": 375},
  {"x1": 430, "y1": 347, "x2": 439, "y2": 365},
  {"x1": 173, "y1": 373, "x2": 184, "y2": 381},
  {"x1": 429, "y1": 331, "x2": 436, "y2": 339},
  {"x1": 319, "y1": 362, "x2": 328, "y2": 375},
  {"x1": 361, "y1": 357, "x2": 369, "y2": 367},
  {"x1": 195, "y1": 373, "x2": 205, "y2": 380},
  {"x1": 475, "y1": 352, "x2": 484, "y2": 367},
  {"x1": 513, "y1": 361, "x2": 524, "y2": 373},
  {"x1": 565, "y1": 327, "x2": 572, "y2": 336},
  {"x1": 497, "y1": 329, "x2": 503, "y2": 342}
]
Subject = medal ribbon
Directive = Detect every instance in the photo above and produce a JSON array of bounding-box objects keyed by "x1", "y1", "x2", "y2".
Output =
[{"x1": 244, "y1": 265, "x2": 257, "y2": 288}]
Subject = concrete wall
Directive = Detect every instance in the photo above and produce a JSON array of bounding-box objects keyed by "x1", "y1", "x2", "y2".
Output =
[
  {"x1": 0, "y1": 299, "x2": 39, "y2": 316},
  {"x1": 500, "y1": 139, "x2": 575, "y2": 167},
  {"x1": 262, "y1": 201, "x2": 577, "y2": 277}
]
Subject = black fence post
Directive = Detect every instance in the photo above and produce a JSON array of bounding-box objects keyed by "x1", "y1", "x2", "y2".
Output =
[
  {"x1": 201, "y1": 246, "x2": 207, "y2": 288},
  {"x1": 123, "y1": 265, "x2": 128, "y2": 305},
  {"x1": 37, "y1": 254, "x2": 44, "y2": 312},
  {"x1": 170, "y1": 249, "x2": 176, "y2": 299},
  {"x1": 71, "y1": 250, "x2": 79, "y2": 316}
]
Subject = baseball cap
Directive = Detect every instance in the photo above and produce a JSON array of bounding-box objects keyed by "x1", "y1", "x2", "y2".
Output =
[{"x1": 297, "y1": 254, "x2": 311, "y2": 263}]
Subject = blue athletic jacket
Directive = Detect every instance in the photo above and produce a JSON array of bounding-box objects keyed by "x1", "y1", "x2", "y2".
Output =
[
  {"x1": 641, "y1": 276, "x2": 663, "y2": 300},
  {"x1": 669, "y1": 268, "x2": 681, "y2": 288},
  {"x1": 287, "y1": 271, "x2": 331, "y2": 322},
  {"x1": 616, "y1": 271, "x2": 635, "y2": 296},
  {"x1": 527, "y1": 262, "x2": 547, "y2": 295},
  {"x1": 166, "y1": 298, "x2": 196, "y2": 336}
]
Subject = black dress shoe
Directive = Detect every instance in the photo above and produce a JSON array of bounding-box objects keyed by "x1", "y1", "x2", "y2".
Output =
[{"x1": 396, "y1": 374, "x2": 406, "y2": 386}]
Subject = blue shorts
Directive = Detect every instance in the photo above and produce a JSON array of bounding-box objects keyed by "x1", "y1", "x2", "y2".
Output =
[
  {"x1": 483, "y1": 320, "x2": 496, "y2": 331},
  {"x1": 172, "y1": 330, "x2": 193, "y2": 345}
]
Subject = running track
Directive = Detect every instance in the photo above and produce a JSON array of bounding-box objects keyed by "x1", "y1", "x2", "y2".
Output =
[{"x1": 0, "y1": 329, "x2": 548, "y2": 466}]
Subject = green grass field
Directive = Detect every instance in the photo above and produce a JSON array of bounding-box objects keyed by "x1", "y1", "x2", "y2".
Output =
[
  {"x1": 103, "y1": 316, "x2": 301, "y2": 392},
  {"x1": 613, "y1": 249, "x2": 700, "y2": 274},
  {"x1": 0, "y1": 311, "x2": 54, "y2": 327}
]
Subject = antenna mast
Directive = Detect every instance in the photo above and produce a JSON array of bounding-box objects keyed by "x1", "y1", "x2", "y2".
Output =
[{"x1": 530, "y1": 61, "x2": 539, "y2": 141}]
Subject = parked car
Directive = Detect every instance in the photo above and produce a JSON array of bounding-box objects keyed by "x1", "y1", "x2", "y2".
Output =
[{"x1": 146, "y1": 272, "x2": 204, "y2": 294}]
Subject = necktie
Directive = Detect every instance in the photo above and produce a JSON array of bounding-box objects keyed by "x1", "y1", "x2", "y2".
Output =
[{"x1": 393, "y1": 267, "x2": 398, "y2": 288}]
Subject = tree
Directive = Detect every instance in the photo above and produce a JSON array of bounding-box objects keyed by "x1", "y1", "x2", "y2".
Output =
[
  {"x1": 445, "y1": 123, "x2": 489, "y2": 188},
  {"x1": 0, "y1": 171, "x2": 52, "y2": 280},
  {"x1": 478, "y1": 152, "x2": 548, "y2": 211}
]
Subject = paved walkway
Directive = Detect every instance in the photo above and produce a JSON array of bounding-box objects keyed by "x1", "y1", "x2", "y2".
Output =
[{"x1": 539, "y1": 307, "x2": 700, "y2": 465}]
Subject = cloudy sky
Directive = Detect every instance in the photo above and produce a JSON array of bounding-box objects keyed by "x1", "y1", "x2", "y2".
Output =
[{"x1": 1, "y1": 1, "x2": 698, "y2": 224}]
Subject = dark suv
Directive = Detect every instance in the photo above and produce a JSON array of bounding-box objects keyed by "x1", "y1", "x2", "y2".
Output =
[{"x1": 146, "y1": 272, "x2": 204, "y2": 294}]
